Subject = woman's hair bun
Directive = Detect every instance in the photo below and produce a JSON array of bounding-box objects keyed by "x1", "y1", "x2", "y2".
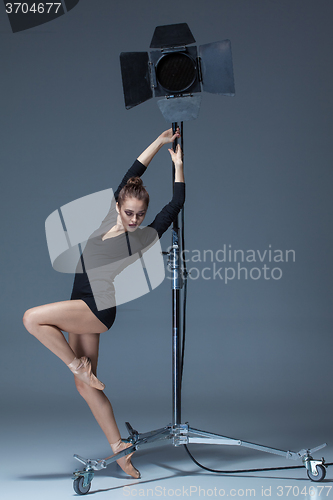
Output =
[
  {"x1": 118, "y1": 176, "x2": 149, "y2": 208},
  {"x1": 126, "y1": 177, "x2": 143, "y2": 187}
]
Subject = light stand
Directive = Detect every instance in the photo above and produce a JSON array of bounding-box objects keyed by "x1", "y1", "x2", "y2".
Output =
[
  {"x1": 171, "y1": 121, "x2": 182, "y2": 428},
  {"x1": 72, "y1": 121, "x2": 328, "y2": 495}
]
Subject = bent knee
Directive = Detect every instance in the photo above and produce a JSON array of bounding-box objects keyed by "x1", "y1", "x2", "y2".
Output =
[{"x1": 23, "y1": 308, "x2": 38, "y2": 332}]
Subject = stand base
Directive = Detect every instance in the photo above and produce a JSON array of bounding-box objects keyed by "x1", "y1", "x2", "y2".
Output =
[{"x1": 72, "y1": 422, "x2": 327, "y2": 494}]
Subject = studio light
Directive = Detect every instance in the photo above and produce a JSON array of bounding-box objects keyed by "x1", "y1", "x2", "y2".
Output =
[{"x1": 120, "y1": 23, "x2": 235, "y2": 121}]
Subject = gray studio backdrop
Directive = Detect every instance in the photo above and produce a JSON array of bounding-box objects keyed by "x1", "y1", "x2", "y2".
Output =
[{"x1": 1, "y1": 0, "x2": 332, "y2": 453}]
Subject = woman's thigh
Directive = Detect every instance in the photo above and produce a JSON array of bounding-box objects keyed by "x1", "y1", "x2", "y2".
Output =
[{"x1": 26, "y1": 300, "x2": 108, "y2": 335}]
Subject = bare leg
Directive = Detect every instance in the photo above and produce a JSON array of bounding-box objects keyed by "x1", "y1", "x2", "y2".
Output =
[
  {"x1": 23, "y1": 300, "x2": 108, "y2": 365},
  {"x1": 69, "y1": 332, "x2": 140, "y2": 479},
  {"x1": 23, "y1": 299, "x2": 139, "y2": 478},
  {"x1": 23, "y1": 300, "x2": 108, "y2": 389}
]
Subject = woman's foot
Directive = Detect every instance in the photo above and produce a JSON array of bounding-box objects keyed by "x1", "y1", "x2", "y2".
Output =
[
  {"x1": 68, "y1": 356, "x2": 105, "y2": 391},
  {"x1": 111, "y1": 439, "x2": 140, "y2": 479}
]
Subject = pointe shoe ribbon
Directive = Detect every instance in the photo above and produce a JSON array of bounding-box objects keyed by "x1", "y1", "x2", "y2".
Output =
[
  {"x1": 68, "y1": 356, "x2": 105, "y2": 391},
  {"x1": 111, "y1": 439, "x2": 141, "y2": 479}
]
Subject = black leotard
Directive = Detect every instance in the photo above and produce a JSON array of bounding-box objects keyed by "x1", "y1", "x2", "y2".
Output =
[{"x1": 70, "y1": 160, "x2": 185, "y2": 329}]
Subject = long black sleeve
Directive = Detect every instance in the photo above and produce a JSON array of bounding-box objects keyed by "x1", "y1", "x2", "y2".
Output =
[{"x1": 148, "y1": 182, "x2": 185, "y2": 238}]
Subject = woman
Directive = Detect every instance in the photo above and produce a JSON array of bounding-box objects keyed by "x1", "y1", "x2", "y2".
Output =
[{"x1": 23, "y1": 128, "x2": 185, "y2": 479}]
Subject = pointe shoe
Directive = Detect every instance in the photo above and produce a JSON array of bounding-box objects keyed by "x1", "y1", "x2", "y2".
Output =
[
  {"x1": 111, "y1": 439, "x2": 141, "y2": 479},
  {"x1": 68, "y1": 356, "x2": 105, "y2": 391}
]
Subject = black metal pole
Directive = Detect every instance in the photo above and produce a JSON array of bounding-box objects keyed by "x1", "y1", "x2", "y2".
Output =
[{"x1": 171, "y1": 122, "x2": 182, "y2": 426}]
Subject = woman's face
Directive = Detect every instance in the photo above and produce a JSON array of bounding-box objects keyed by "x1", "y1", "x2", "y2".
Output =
[{"x1": 116, "y1": 197, "x2": 147, "y2": 232}]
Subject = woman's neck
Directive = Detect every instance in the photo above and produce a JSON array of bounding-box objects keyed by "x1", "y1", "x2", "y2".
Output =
[{"x1": 102, "y1": 221, "x2": 126, "y2": 240}]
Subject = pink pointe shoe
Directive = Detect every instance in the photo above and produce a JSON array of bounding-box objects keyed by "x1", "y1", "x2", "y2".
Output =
[
  {"x1": 67, "y1": 356, "x2": 105, "y2": 391},
  {"x1": 111, "y1": 439, "x2": 141, "y2": 479}
]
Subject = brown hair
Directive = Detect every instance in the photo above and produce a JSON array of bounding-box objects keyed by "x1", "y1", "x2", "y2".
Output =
[{"x1": 117, "y1": 177, "x2": 149, "y2": 208}]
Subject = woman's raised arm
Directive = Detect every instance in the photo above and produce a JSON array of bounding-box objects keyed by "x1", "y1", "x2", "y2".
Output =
[
  {"x1": 168, "y1": 143, "x2": 184, "y2": 183},
  {"x1": 137, "y1": 128, "x2": 180, "y2": 167}
]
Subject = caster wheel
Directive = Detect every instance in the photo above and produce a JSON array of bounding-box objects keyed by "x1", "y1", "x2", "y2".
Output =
[
  {"x1": 73, "y1": 476, "x2": 91, "y2": 495},
  {"x1": 307, "y1": 464, "x2": 326, "y2": 482}
]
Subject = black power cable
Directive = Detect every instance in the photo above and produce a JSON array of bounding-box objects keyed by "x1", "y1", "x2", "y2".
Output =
[
  {"x1": 184, "y1": 445, "x2": 333, "y2": 475},
  {"x1": 184, "y1": 444, "x2": 304, "y2": 473}
]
